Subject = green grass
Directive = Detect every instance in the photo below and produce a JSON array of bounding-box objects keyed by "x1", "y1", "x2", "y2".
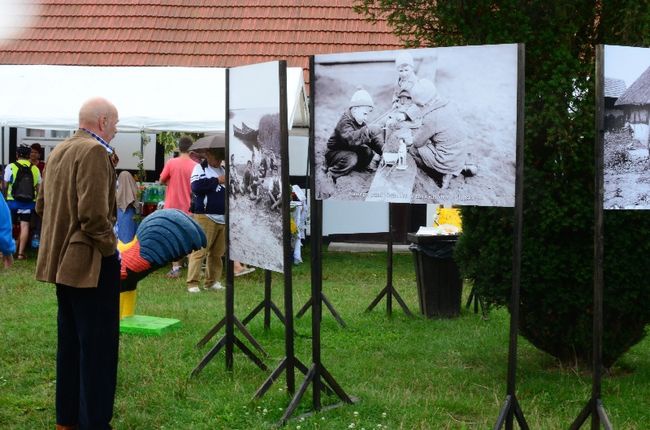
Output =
[{"x1": 1, "y1": 246, "x2": 650, "y2": 429}]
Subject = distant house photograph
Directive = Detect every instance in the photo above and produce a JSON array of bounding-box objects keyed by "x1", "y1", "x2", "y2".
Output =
[
  {"x1": 604, "y1": 77, "x2": 626, "y2": 130},
  {"x1": 603, "y1": 45, "x2": 650, "y2": 209}
]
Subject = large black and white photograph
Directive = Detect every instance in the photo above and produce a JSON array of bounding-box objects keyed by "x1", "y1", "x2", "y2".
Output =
[
  {"x1": 228, "y1": 61, "x2": 284, "y2": 272},
  {"x1": 603, "y1": 45, "x2": 650, "y2": 210},
  {"x1": 313, "y1": 44, "x2": 519, "y2": 206}
]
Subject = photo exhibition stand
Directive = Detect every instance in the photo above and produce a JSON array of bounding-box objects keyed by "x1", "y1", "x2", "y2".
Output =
[
  {"x1": 253, "y1": 61, "x2": 312, "y2": 404},
  {"x1": 191, "y1": 68, "x2": 269, "y2": 377},
  {"x1": 365, "y1": 203, "x2": 413, "y2": 317},
  {"x1": 275, "y1": 56, "x2": 357, "y2": 425},
  {"x1": 294, "y1": 158, "x2": 346, "y2": 329},
  {"x1": 494, "y1": 44, "x2": 530, "y2": 430},
  {"x1": 242, "y1": 269, "x2": 286, "y2": 329},
  {"x1": 295, "y1": 237, "x2": 347, "y2": 328},
  {"x1": 568, "y1": 44, "x2": 612, "y2": 430}
]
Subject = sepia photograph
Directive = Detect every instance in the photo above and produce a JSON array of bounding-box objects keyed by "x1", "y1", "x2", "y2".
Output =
[
  {"x1": 603, "y1": 45, "x2": 650, "y2": 210},
  {"x1": 313, "y1": 44, "x2": 519, "y2": 207},
  {"x1": 228, "y1": 61, "x2": 284, "y2": 272}
]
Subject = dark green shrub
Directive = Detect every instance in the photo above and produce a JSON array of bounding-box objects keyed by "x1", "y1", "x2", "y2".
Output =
[{"x1": 356, "y1": 0, "x2": 650, "y2": 367}]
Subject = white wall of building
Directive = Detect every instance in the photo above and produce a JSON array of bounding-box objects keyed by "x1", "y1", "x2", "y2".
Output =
[{"x1": 2, "y1": 127, "x2": 156, "y2": 170}]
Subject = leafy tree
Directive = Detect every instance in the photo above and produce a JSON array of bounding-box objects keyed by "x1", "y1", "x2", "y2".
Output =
[{"x1": 355, "y1": 0, "x2": 650, "y2": 367}]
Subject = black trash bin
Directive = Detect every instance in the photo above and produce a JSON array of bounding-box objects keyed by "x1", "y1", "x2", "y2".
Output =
[{"x1": 408, "y1": 233, "x2": 462, "y2": 318}]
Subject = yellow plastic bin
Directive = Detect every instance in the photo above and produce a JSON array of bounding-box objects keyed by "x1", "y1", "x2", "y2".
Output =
[{"x1": 119, "y1": 290, "x2": 137, "y2": 319}]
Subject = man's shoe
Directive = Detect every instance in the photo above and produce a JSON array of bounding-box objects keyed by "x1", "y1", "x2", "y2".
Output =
[
  {"x1": 206, "y1": 281, "x2": 224, "y2": 291},
  {"x1": 187, "y1": 286, "x2": 201, "y2": 293}
]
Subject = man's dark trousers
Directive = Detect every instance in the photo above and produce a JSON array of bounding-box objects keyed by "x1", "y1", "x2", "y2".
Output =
[{"x1": 55, "y1": 253, "x2": 120, "y2": 430}]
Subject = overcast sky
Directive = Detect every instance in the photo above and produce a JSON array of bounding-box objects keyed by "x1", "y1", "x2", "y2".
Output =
[{"x1": 605, "y1": 45, "x2": 650, "y2": 88}]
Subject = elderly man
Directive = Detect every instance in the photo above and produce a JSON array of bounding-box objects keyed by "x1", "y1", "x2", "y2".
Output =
[{"x1": 36, "y1": 97, "x2": 120, "y2": 430}]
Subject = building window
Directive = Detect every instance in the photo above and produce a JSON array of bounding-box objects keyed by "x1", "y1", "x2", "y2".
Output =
[
  {"x1": 26, "y1": 128, "x2": 45, "y2": 137},
  {"x1": 52, "y1": 130, "x2": 70, "y2": 138}
]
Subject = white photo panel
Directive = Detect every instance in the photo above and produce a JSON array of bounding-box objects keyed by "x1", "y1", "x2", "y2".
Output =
[
  {"x1": 313, "y1": 43, "x2": 519, "y2": 207},
  {"x1": 228, "y1": 61, "x2": 285, "y2": 272},
  {"x1": 603, "y1": 45, "x2": 650, "y2": 210}
]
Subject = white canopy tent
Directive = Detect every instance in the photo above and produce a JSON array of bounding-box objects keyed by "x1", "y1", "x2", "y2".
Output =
[
  {"x1": 0, "y1": 64, "x2": 397, "y2": 235},
  {"x1": 0, "y1": 64, "x2": 307, "y2": 132}
]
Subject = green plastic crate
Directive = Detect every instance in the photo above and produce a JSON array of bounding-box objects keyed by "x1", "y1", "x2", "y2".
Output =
[{"x1": 120, "y1": 315, "x2": 181, "y2": 336}]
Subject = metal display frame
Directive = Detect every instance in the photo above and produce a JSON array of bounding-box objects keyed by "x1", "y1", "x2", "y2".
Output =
[
  {"x1": 242, "y1": 269, "x2": 286, "y2": 329},
  {"x1": 278, "y1": 56, "x2": 357, "y2": 425},
  {"x1": 568, "y1": 44, "x2": 612, "y2": 430},
  {"x1": 493, "y1": 43, "x2": 530, "y2": 430},
  {"x1": 365, "y1": 203, "x2": 413, "y2": 317},
  {"x1": 192, "y1": 65, "x2": 286, "y2": 376},
  {"x1": 253, "y1": 60, "x2": 310, "y2": 402}
]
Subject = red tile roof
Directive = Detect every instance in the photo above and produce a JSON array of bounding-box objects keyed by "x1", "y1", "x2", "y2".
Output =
[{"x1": 0, "y1": 0, "x2": 404, "y2": 84}]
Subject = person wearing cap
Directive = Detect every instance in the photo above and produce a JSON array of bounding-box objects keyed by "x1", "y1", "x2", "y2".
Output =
[
  {"x1": 2, "y1": 144, "x2": 41, "y2": 260},
  {"x1": 324, "y1": 88, "x2": 384, "y2": 182},
  {"x1": 407, "y1": 78, "x2": 469, "y2": 189},
  {"x1": 186, "y1": 146, "x2": 227, "y2": 293},
  {"x1": 159, "y1": 135, "x2": 197, "y2": 278},
  {"x1": 392, "y1": 51, "x2": 419, "y2": 105},
  {"x1": 30, "y1": 143, "x2": 46, "y2": 174}
]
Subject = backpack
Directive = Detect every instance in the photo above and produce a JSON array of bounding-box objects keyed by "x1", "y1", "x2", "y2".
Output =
[{"x1": 11, "y1": 162, "x2": 35, "y2": 202}]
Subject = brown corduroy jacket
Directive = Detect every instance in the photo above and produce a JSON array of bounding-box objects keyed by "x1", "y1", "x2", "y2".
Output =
[{"x1": 36, "y1": 130, "x2": 117, "y2": 288}]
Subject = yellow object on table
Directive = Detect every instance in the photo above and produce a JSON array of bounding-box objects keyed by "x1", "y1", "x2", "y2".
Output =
[{"x1": 435, "y1": 207, "x2": 462, "y2": 231}]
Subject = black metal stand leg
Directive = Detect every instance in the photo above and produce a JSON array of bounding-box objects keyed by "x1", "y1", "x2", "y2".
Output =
[
  {"x1": 195, "y1": 317, "x2": 226, "y2": 348},
  {"x1": 494, "y1": 395, "x2": 529, "y2": 430},
  {"x1": 232, "y1": 336, "x2": 268, "y2": 371},
  {"x1": 366, "y1": 283, "x2": 413, "y2": 316},
  {"x1": 191, "y1": 265, "x2": 268, "y2": 376},
  {"x1": 254, "y1": 356, "x2": 334, "y2": 400},
  {"x1": 234, "y1": 318, "x2": 268, "y2": 357},
  {"x1": 295, "y1": 293, "x2": 346, "y2": 327},
  {"x1": 494, "y1": 46, "x2": 529, "y2": 430},
  {"x1": 322, "y1": 294, "x2": 347, "y2": 328},
  {"x1": 278, "y1": 173, "x2": 354, "y2": 424},
  {"x1": 254, "y1": 357, "x2": 288, "y2": 399},
  {"x1": 242, "y1": 270, "x2": 286, "y2": 329},
  {"x1": 465, "y1": 285, "x2": 486, "y2": 316},
  {"x1": 295, "y1": 297, "x2": 312, "y2": 318},
  {"x1": 569, "y1": 47, "x2": 612, "y2": 430},
  {"x1": 366, "y1": 205, "x2": 413, "y2": 317},
  {"x1": 191, "y1": 336, "x2": 227, "y2": 377}
]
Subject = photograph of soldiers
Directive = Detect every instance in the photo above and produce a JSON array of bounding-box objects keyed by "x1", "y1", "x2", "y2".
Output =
[{"x1": 228, "y1": 61, "x2": 285, "y2": 273}]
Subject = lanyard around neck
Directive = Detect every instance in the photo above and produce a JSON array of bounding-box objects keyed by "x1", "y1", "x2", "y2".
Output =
[{"x1": 80, "y1": 128, "x2": 113, "y2": 154}]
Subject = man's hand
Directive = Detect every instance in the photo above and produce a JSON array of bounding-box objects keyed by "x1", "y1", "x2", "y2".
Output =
[{"x1": 3, "y1": 253, "x2": 13, "y2": 268}]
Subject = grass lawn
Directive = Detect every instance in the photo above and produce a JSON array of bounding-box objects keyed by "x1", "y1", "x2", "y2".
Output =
[{"x1": 1, "y1": 245, "x2": 649, "y2": 429}]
